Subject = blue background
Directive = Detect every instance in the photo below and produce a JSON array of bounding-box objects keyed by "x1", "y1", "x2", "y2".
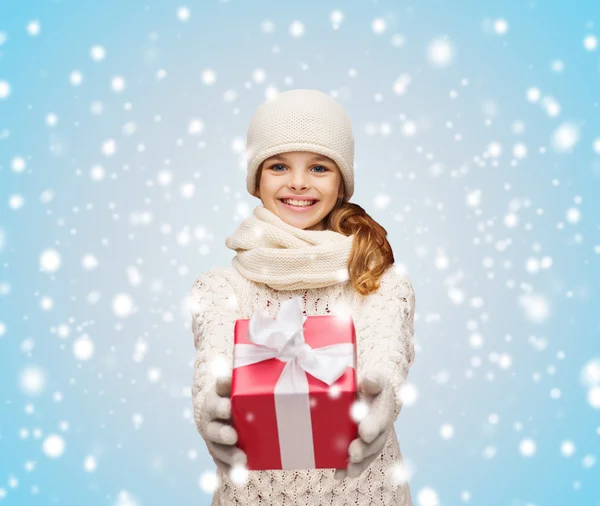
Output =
[{"x1": 1, "y1": 0, "x2": 599, "y2": 505}]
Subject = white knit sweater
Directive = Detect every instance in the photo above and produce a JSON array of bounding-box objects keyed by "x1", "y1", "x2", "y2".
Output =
[{"x1": 190, "y1": 265, "x2": 416, "y2": 505}]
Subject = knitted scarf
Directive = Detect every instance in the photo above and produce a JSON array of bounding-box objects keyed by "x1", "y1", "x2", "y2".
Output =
[{"x1": 224, "y1": 205, "x2": 354, "y2": 291}]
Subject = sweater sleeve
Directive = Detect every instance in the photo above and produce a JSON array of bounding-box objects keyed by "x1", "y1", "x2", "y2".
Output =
[
  {"x1": 189, "y1": 268, "x2": 240, "y2": 441},
  {"x1": 354, "y1": 267, "x2": 416, "y2": 421}
]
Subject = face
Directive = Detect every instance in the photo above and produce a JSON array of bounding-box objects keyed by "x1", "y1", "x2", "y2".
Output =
[{"x1": 255, "y1": 151, "x2": 344, "y2": 231}]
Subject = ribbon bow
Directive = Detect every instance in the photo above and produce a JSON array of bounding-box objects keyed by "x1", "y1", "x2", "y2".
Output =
[{"x1": 233, "y1": 296, "x2": 354, "y2": 387}]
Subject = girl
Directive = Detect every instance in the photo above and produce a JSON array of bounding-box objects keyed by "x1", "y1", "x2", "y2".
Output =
[{"x1": 190, "y1": 89, "x2": 416, "y2": 505}]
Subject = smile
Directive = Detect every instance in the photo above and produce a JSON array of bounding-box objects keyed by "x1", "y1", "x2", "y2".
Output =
[{"x1": 278, "y1": 199, "x2": 319, "y2": 212}]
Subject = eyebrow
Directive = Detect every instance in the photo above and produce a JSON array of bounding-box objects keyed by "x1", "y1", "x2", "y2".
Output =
[{"x1": 267, "y1": 154, "x2": 332, "y2": 163}]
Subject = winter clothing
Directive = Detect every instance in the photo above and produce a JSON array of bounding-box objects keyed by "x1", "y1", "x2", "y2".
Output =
[
  {"x1": 190, "y1": 207, "x2": 416, "y2": 504},
  {"x1": 199, "y1": 375, "x2": 248, "y2": 475},
  {"x1": 224, "y1": 205, "x2": 354, "y2": 290},
  {"x1": 245, "y1": 89, "x2": 355, "y2": 202},
  {"x1": 334, "y1": 371, "x2": 398, "y2": 482}
]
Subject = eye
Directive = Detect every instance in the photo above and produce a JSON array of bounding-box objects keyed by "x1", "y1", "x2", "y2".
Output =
[{"x1": 268, "y1": 164, "x2": 329, "y2": 173}]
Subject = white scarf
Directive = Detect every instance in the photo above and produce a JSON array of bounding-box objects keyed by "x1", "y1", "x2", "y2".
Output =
[{"x1": 225, "y1": 205, "x2": 354, "y2": 291}]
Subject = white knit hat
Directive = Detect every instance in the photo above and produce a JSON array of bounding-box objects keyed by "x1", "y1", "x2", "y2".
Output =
[{"x1": 245, "y1": 89, "x2": 355, "y2": 202}]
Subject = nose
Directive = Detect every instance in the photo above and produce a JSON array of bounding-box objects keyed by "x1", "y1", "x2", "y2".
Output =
[{"x1": 289, "y1": 171, "x2": 310, "y2": 191}]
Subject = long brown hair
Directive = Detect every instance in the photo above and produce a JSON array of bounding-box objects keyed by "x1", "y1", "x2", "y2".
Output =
[{"x1": 255, "y1": 163, "x2": 395, "y2": 296}]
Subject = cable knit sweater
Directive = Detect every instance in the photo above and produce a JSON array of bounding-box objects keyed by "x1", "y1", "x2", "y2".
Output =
[{"x1": 190, "y1": 264, "x2": 416, "y2": 505}]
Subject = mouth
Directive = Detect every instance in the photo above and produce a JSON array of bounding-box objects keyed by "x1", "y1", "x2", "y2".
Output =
[{"x1": 278, "y1": 198, "x2": 319, "y2": 212}]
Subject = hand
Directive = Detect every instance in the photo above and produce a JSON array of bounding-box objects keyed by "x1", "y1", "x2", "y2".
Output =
[
  {"x1": 334, "y1": 371, "x2": 395, "y2": 481},
  {"x1": 202, "y1": 374, "x2": 248, "y2": 475}
]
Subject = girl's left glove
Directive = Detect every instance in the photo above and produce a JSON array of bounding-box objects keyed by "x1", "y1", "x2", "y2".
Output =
[{"x1": 334, "y1": 370, "x2": 395, "y2": 481}]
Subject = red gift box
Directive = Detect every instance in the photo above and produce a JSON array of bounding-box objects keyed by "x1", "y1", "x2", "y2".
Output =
[{"x1": 231, "y1": 296, "x2": 358, "y2": 471}]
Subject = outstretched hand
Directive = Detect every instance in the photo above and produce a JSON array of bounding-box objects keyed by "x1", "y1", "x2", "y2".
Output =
[
  {"x1": 202, "y1": 375, "x2": 248, "y2": 475},
  {"x1": 334, "y1": 371, "x2": 395, "y2": 481}
]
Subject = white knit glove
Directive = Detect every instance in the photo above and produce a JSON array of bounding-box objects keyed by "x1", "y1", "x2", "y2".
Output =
[
  {"x1": 202, "y1": 375, "x2": 248, "y2": 475},
  {"x1": 334, "y1": 370, "x2": 395, "y2": 481}
]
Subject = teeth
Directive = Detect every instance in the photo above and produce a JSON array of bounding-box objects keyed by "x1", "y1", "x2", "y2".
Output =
[{"x1": 281, "y1": 199, "x2": 316, "y2": 207}]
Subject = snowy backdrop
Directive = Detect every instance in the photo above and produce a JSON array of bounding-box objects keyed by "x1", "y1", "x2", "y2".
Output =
[{"x1": 1, "y1": 0, "x2": 599, "y2": 505}]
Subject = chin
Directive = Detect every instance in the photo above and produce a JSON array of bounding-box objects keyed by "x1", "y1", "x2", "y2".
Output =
[
  {"x1": 279, "y1": 214, "x2": 323, "y2": 230},
  {"x1": 266, "y1": 200, "x2": 332, "y2": 230}
]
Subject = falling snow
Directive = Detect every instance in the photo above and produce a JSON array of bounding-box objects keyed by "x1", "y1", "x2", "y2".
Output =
[{"x1": 0, "y1": 3, "x2": 598, "y2": 506}]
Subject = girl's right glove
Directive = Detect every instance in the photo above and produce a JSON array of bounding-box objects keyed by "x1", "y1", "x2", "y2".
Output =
[{"x1": 201, "y1": 375, "x2": 248, "y2": 475}]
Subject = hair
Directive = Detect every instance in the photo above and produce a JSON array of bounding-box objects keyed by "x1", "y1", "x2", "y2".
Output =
[{"x1": 255, "y1": 162, "x2": 395, "y2": 296}]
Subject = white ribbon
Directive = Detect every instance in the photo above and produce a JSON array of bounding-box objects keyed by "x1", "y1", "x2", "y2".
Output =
[{"x1": 233, "y1": 296, "x2": 355, "y2": 469}]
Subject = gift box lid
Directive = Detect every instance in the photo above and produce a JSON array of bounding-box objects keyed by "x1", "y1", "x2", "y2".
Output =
[{"x1": 232, "y1": 313, "x2": 356, "y2": 397}]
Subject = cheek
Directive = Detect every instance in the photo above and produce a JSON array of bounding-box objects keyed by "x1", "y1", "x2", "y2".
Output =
[{"x1": 259, "y1": 181, "x2": 278, "y2": 198}]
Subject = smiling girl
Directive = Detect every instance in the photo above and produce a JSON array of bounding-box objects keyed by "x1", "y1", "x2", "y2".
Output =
[{"x1": 190, "y1": 89, "x2": 416, "y2": 505}]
